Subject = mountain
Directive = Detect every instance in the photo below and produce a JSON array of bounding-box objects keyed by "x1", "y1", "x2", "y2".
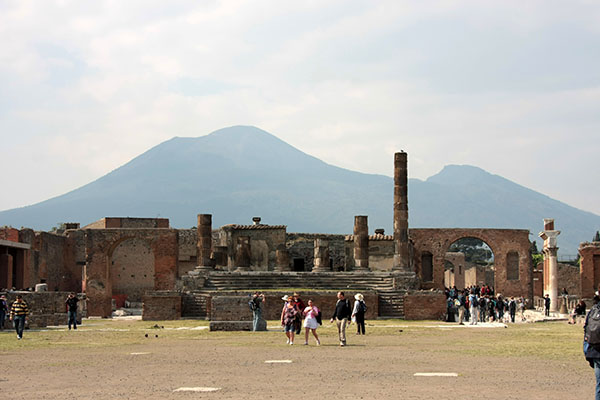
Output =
[{"x1": 1, "y1": 125, "x2": 598, "y2": 255}]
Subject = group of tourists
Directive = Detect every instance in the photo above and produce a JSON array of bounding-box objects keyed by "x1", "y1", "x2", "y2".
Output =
[
  {"x1": 445, "y1": 286, "x2": 526, "y2": 324},
  {"x1": 0, "y1": 292, "x2": 79, "y2": 340},
  {"x1": 275, "y1": 291, "x2": 367, "y2": 346}
]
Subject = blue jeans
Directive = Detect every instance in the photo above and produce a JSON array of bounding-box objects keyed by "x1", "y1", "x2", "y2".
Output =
[
  {"x1": 13, "y1": 315, "x2": 25, "y2": 338},
  {"x1": 595, "y1": 359, "x2": 600, "y2": 400},
  {"x1": 252, "y1": 309, "x2": 261, "y2": 331},
  {"x1": 68, "y1": 310, "x2": 77, "y2": 329}
]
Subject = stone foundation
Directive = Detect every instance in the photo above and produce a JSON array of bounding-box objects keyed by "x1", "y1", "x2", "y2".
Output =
[
  {"x1": 142, "y1": 292, "x2": 182, "y2": 321},
  {"x1": 403, "y1": 291, "x2": 446, "y2": 320}
]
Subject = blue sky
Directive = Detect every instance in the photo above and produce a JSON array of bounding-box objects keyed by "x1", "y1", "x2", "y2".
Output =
[{"x1": 1, "y1": 0, "x2": 599, "y2": 217}]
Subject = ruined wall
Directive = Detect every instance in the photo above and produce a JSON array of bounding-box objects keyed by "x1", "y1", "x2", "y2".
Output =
[
  {"x1": 209, "y1": 291, "x2": 378, "y2": 321},
  {"x1": 142, "y1": 292, "x2": 182, "y2": 320},
  {"x1": 403, "y1": 291, "x2": 446, "y2": 320},
  {"x1": 215, "y1": 225, "x2": 286, "y2": 271},
  {"x1": 345, "y1": 234, "x2": 394, "y2": 271},
  {"x1": 445, "y1": 252, "x2": 466, "y2": 289},
  {"x1": 0, "y1": 227, "x2": 19, "y2": 242},
  {"x1": 410, "y1": 228, "x2": 532, "y2": 300},
  {"x1": 34, "y1": 232, "x2": 80, "y2": 292},
  {"x1": 84, "y1": 217, "x2": 170, "y2": 229},
  {"x1": 580, "y1": 242, "x2": 600, "y2": 298},
  {"x1": 288, "y1": 233, "x2": 346, "y2": 271},
  {"x1": 84, "y1": 229, "x2": 178, "y2": 317},
  {"x1": 177, "y1": 228, "x2": 197, "y2": 276},
  {"x1": 110, "y1": 237, "x2": 155, "y2": 301},
  {"x1": 0, "y1": 291, "x2": 84, "y2": 328},
  {"x1": 558, "y1": 262, "x2": 581, "y2": 297},
  {"x1": 464, "y1": 265, "x2": 493, "y2": 288}
]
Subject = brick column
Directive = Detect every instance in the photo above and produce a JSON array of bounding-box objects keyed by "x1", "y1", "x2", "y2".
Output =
[
  {"x1": 539, "y1": 218, "x2": 560, "y2": 313},
  {"x1": 393, "y1": 151, "x2": 410, "y2": 272},
  {"x1": 275, "y1": 246, "x2": 291, "y2": 272},
  {"x1": 196, "y1": 214, "x2": 213, "y2": 271},
  {"x1": 312, "y1": 239, "x2": 330, "y2": 272},
  {"x1": 0, "y1": 254, "x2": 14, "y2": 289},
  {"x1": 353, "y1": 215, "x2": 370, "y2": 271}
]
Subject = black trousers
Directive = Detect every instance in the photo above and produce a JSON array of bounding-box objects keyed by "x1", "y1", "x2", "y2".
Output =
[{"x1": 355, "y1": 313, "x2": 365, "y2": 334}]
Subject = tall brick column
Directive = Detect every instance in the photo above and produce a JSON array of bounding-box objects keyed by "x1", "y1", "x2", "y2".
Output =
[
  {"x1": 353, "y1": 215, "x2": 370, "y2": 271},
  {"x1": 0, "y1": 254, "x2": 14, "y2": 289},
  {"x1": 235, "y1": 236, "x2": 251, "y2": 271},
  {"x1": 393, "y1": 152, "x2": 410, "y2": 272},
  {"x1": 539, "y1": 218, "x2": 560, "y2": 313},
  {"x1": 312, "y1": 239, "x2": 330, "y2": 272},
  {"x1": 196, "y1": 214, "x2": 213, "y2": 271}
]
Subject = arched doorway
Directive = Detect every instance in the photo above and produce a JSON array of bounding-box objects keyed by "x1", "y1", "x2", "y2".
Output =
[
  {"x1": 110, "y1": 238, "x2": 155, "y2": 302},
  {"x1": 444, "y1": 237, "x2": 495, "y2": 291}
]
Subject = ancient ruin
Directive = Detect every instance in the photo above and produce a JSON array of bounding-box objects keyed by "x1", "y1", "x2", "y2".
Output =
[{"x1": 6, "y1": 150, "x2": 596, "y2": 327}]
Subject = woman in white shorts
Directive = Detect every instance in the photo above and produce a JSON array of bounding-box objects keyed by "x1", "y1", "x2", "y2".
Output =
[{"x1": 303, "y1": 299, "x2": 321, "y2": 346}]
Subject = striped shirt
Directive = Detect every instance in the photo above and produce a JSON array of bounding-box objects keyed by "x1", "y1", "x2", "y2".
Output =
[{"x1": 10, "y1": 300, "x2": 29, "y2": 317}]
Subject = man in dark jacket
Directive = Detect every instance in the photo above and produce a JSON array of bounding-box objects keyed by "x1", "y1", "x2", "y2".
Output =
[
  {"x1": 509, "y1": 297, "x2": 517, "y2": 323},
  {"x1": 65, "y1": 292, "x2": 79, "y2": 330},
  {"x1": 330, "y1": 291, "x2": 352, "y2": 347}
]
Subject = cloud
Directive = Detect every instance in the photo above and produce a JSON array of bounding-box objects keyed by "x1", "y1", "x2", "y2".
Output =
[{"x1": 1, "y1": 0, "x2": 599, "y2": 216}]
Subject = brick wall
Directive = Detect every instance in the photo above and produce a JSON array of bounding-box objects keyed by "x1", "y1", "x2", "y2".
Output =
[
  {"x1": 0, "y1": 227, "x2": 19, "y2": 242},
  {"x1": 142, "y1": 293, "x2": 181, "y2": 320},
  {"x1": 0, "y1": 291, "x2": 85, "y2": 328},
  {"x1": 403, "y1": 291, "x2": 446, "y2": 320}
]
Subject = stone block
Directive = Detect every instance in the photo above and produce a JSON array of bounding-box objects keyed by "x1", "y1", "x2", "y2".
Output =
[{"x1": 209, "y1": 321, "x2": 253, "y2": 331}]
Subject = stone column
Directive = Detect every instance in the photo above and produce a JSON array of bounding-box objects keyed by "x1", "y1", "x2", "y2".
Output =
[
  {"x1": 275, "y1": 246, "x2": 291, "y2": 272},
  {"x1": 393, "y1": 151, "x2": 410, "y2": 271},
  {"x1": 235, "y1": 236, "x2": 251, "y2": 271},
  {"x1": 539, "y1": 218, "x2": 560, "y2": 313},
  {"x1": 196, "y1": 214, "x2": 213, "y2": 271},
  {"x1": 312, "y1": 239, "x2": 330, "y2": 272},
  {"x1": 353, "y1": 215, "x2": 370, "y2": 271}
]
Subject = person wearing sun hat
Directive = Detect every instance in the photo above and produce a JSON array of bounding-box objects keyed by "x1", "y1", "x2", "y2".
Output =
[
  {"x1": 352, "y1": 293, "x2": 367, "y2": 335},
  {"x1": 280, "y1": 294, "x2": 298, "y2": 345}
]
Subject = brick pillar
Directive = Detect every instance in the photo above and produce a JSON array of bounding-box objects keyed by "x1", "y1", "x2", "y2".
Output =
[
  {"x1": 0, "y1": 253, "x2": 14, "y2": 289},
  {"x1": 393, "y1": 151, "x2": 410, "y2": 272},
  {"x1": 353, "y1": 215, "x2": 370, "y2": 271},
  {"x1": 275, "y1": 246, "x2": 291, "y2": 272},
  {"x1": 235, "y1": 236, "x2": 251, "y2": 271},
  {"x1": 312, "y1": 239, "x2": 330, "y2": 272},
  {"x1": 196, "y1": 214, "x2": 213, "y2": 270}
]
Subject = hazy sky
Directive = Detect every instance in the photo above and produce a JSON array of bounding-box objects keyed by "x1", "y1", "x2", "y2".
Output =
[{"x1": 2, "y1": 1, "x2": 599, "y2": 217}]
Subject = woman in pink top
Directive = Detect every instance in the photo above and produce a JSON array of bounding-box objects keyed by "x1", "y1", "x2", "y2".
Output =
[{"x1": 302, "y1": 299, "x2": 321, "y2": 346}]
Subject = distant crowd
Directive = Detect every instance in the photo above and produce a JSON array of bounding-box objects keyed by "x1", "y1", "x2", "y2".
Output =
[{"x1": 445, "y1": 285, "x2": 527, "y2": 324}]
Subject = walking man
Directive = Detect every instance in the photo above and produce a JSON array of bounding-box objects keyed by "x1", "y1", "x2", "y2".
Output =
[
  {"x1": 65, "y1": 292, "x2": 79, "y2": 330},
  {"x1": 544, "y1": 294, "x2": 551, "y2": 317},
  {"x1": 330, "y1": 291, "x2": 352, "y2": 346},
  {"x1": 509, "y1": 297, "x2": 517, "y2": 323},
  {"x1": 9, "y1": 294, "x2": 29, "y2": 340},
  {"x1": 468, "y1": 291, "x2": 479, "y2": 325}
]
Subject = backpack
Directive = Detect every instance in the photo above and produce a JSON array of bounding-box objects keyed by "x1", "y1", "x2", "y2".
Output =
[
  {"x1": 248, "y1": 299, "x2": 257, "y2": 311},
  {"x1": 471, "y1": 296, "x2": 479, "y2": 308},
  {"x1": 359, "y1": 300, "x2": 367, "y2": 313},
  {"x1": 586, "y1": 304, "x2": 600, "y2": 345}
]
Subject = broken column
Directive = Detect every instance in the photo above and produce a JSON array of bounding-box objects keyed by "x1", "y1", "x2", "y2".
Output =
[
  {"x1": 312, "y1": 239, "x2": 330, "y2": 272},
  {"x1": 353, "y1": 215, "x2": 370, "y2": 271},
  {"x1": 196, "y1": 214, "x2": 214, "y2": 271},
  {"x1": 393, "y1": 151, "x2": 410, "y2": 272},
  {"x1": 235, "y1": 236, "x2": 251, "y2": 271},
  {"x1": 539, "y1": 218, "x2": 560, "y2": 313},
  {"x1": 275, "y1": 245, "x2": 291, "y2": 272}
]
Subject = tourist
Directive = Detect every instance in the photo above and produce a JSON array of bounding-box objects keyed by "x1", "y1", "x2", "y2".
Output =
[
  {"x1": 302, "y1": 299, "x2": 321, "y2": 345},
  {"x1": 518, "y1": 297, "x2": 526, "y2": 321},
  {"x1": 352, "y1": 293, "x2": 367, "y2": 335},
  {"x1": 457, "y1": 291, "x2": 466, "y2": 325},
  {"x1": 292, "y1": 292, "x2": 305, "y2": 335},
  {"x1": 468, "y1": 291, "x2": 478, "y2": 325},
  {"x1": 249, "y1": 292, "x2": 265, "y2": 331},
  {"x1": 65, "y1": 292, "x2": 79, "y2": 330},
  {"x1": 488, "y1": 296, "x2": 496, "y2": 322},
  {"x1": 0, "y1": 295, "x2": 8, "y2": 331},
  {"x1": 584, "y1": 295, "x2": 600, "y2": 400},
  {"x1": 9, "y1": 294, "x2": 29, "y2": 340},
  {"x1": 544, "y1": 294, "x2": 551, "y2": 317},
  {"x1": 330, "y1": 291, "x2": 352, "y2": 347},
  {"x1": 509, "y1": 297, "x2": 517, "y2": 323},
  {"x1": 280, "y1": 295, "x2": 298, "y2": 345},
  {"x1": 479, "y1": 295, "x2": 487, "y2": 323}
]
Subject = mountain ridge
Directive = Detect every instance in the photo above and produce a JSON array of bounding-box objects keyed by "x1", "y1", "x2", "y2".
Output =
[{"x1": 1, "y1": 125, "x2": 598, "y2": 255}]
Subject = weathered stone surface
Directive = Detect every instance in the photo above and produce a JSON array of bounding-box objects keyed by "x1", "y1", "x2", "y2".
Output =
[
  {"x1": 209, "y1": 321, "x2": 253, "y2": 331},
  {"x1": 353, "y1": 216, "x2": 369, "y2": 271},
  {"x1": 579, "y1": 242, "x2": 600, "y2": 298},
  {"x1": 142, "y1": 292, "x2": 182, "y2": 320},
  {"x1": 403, "y1": 291, "x2": 446, "y2": 320},
  {"x1": 312, "y1": 239, "x2": 330, "y2": 272}
]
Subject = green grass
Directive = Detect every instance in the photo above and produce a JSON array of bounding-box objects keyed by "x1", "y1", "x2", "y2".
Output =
[{"x1": 0, "y1": 318, "x2": 586, "y2": 363}]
